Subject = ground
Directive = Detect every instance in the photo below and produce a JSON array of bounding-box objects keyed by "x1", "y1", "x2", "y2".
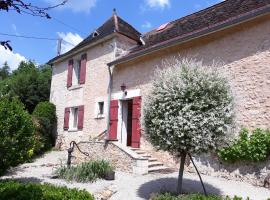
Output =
[{"x1": 1, "y1": 151, "x2": 270, "y2": 200}]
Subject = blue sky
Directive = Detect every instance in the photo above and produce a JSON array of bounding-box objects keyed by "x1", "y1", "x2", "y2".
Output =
[{"x1": 0, "y1": 0, "x2": 222, "y2": 70}]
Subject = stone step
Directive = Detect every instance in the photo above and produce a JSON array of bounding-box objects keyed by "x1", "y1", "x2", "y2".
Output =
[
  {"x1": 148, "y1": 157, "x2": 158, "y2": 162},
  {"x1": 135, "y1": 150, "x2": 147, "y2": 154},
  {"x1": 148, "y1": 161, "x2": 163, "y2": 168},
  {"x1": 129, "y1": 147, "x2": 140, "y2": 151},
  {"x1": 148, "y1": 166, "x2": 168, "y2": 173},
  {"x1": 141, "y1": 155, "x2": 151, "y2": 158}
]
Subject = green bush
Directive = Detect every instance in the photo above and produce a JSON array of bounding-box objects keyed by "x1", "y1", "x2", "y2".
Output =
[
  {"x1": 56, "y1": 160, "x2": 115, "y2": 182},
  {"x1": 151, "y1": 193, "x2": 248, "y2": 200},
  {"x1": 0, "y1": 181, "x2": 94, "y2": 200},
  {"x1": 0, "y1": 97, "x2": 35, "y2": 175},
  {"x1": 32, "y1": 101, "x2": 57, "y2": 153},
  {"x1": 218, "y1": 128, "x2": 270, "y2": 162}
]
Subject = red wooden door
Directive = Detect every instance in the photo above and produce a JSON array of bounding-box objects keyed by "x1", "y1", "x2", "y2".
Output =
[
  {"x1": 131, "y1": 96, "x2": 141, "y2": 148},
  {"x1": 109, "y1": 100, "x2": 118, "y2": 140}
]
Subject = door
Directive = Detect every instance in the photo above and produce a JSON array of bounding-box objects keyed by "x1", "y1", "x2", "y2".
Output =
[
  {"x1": 126, "y1": 100, "x2": 133, "y2": 146},
  {"x1": 131, "y1": 96, "x2": 141, "y2": 148}
]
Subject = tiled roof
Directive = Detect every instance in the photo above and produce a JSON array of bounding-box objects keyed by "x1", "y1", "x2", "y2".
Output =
[
  {"x1": 109, "y1": 0, "x2": 270, "y2": 66},
  {"x1": 48, "y1": 14, "x2": 141, "y2": 64}
]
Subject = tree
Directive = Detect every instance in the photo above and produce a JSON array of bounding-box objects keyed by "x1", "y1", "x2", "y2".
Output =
[
  {"x1": 0, "y1": 96, "x2": 35, "y2": 175},
  {"x1": 143, "y1": 59, "x2": 234, "y2": 194},
  {"x1": 0, "y1": 61, "x2": 52, "y2": 113},
  {"x1": 0, "y1": 61, "x2": 10, "y2": 80},
  {"x1": 0, "y1": 0, "x2": 67, "y2": 50}
]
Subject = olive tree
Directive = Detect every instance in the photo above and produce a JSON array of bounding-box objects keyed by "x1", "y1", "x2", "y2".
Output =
[{"x1": 143, "y1": 59, "x2": 234, "y2": 194}]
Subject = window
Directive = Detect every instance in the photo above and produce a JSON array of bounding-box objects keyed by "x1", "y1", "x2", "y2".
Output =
[
  {"x1": 69, "y1": 107, "x2": 79, "y2": 130},
  {"x1": 98, "y1": 102, "x2": 104, "y2": 115},
  {"x1": 72, "y1": 60, "x2": 81, "y2": 85}
]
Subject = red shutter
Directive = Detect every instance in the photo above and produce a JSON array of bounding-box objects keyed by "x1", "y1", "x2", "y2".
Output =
[
  {"x1": 109, "y1": 100, "x2": 118, "y2": 140},
  {"x1": 79, "y1": 54, "x2": 87, "y2": 84},
  {"x1": 63, "y1": 107, "x2": 70, "y2": 130},
  {"x1": 131, "y1": 96, "x2": 142, "y2": 148},
  {"x1": 78, "y1": 105, "x2": 84, "y2": 130},
  {"x1": 67, "y1": 59, "x2": 73, "y2": 87}
]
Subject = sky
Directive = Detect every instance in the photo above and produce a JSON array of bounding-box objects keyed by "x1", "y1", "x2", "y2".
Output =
[{"x1": 0, "y1": 0, "x2": 223, "y2": 71}]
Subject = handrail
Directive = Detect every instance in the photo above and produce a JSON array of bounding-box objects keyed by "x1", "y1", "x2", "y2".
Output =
[{"x1": 67, "y1": 141, "x2": 89, "y2": 168}]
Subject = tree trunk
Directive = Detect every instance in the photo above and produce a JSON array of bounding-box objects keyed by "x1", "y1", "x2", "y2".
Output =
[{"x1": 177, "y1": 151, "x2": 187, "y2": 194}]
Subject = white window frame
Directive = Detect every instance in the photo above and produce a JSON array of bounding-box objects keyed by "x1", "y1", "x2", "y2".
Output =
[
  {"x1": 72, "y1": 59, "x2": 81, "y2": 86},
  {"x1": 94, "y1": 98, "x2": 106, "y2": 119},
  {"x1": 69, "y1": 107, "x2": 79, "y2": 131}
]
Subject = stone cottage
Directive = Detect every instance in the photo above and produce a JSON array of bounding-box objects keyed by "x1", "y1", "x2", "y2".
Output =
[{"x1": 49, "y1": 0, "x2": 270, "y2": 180}]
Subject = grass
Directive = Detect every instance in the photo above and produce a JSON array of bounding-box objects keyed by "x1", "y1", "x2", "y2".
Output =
[
  {"x1": 151, "y1": 193, "x2": 250, "y2": 200},
  {"x1": 56, "y1": 160, "x2": 115, "y2": 182},
  {"x1": 0, "y1": 180, "x2": 94, "y2": 200}
]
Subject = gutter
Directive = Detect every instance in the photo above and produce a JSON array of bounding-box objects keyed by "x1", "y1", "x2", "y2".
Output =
[{"x1": 108, "y1": 4, "x2": 270, "y2": 67}]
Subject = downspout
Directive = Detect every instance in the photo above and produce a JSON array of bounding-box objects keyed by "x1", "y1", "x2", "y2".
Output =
[
  {"x1": 105, "y1": 64, "x2": 113, "y2": 141},
  {"x1": 105, "y1": 38, "x2": 117, "y2": 142}
]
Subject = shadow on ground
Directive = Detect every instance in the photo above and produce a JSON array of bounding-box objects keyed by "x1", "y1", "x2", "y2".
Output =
[{"x1": 137, "y1": 177, "x2": 221, "y2": 199}]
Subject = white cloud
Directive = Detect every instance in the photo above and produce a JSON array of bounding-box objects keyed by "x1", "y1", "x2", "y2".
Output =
[
  {"x1": 57, "y1": 32, "x2": 83, "y2": 54},
  {"x1": 145, "y1": 0, "x2": 170, "y2": 9},
  {"x1": 142, "y1": 21, "x2": 152, "y2": 29},
  {"x1": 45, "y1": 0, "x2": 97, "y2": 13},
  {"x1": 0, "y1": 46, "x2": 26, "y2": 71}
]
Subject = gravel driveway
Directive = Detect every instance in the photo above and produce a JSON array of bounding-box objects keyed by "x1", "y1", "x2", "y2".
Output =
[{"x1": 1, "y1": 151, "x2": 270, "y2": 200}]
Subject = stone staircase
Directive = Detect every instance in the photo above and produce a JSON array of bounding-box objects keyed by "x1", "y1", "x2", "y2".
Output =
[{"x1": 129, "y1": 148, "x2": 169, "y2": 173}]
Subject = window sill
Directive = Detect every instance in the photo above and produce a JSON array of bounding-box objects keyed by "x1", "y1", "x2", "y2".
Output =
[
  {"x1": 67, "y1": 129, "x2": 79, "y2": 132},
  {"x1": 94, "y1": 114, "x2": 105, "y2": 119},
  {"x1": 68, "y1": 85, "x2": 83, "y2": 91}
]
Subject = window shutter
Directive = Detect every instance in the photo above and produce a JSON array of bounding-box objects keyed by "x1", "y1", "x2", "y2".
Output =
[
  {"x1": 131, "y1": 96, "x2": 141, "y2": 148},
  {"x1": 67, "y1": 59, "x2": 73, "y2": 87},
  {"x1": 63, "y1": 107, "x2": 70, "y2": 130},
  {"x1": 78, "y1": 105, "x2": 84, "y2": 130},
  {"x1": 79, "y1": 54, "x2": 87, "y2": 84},
  {"x1": 109, "y1": 100, "x2": 118, "y2": 140}
]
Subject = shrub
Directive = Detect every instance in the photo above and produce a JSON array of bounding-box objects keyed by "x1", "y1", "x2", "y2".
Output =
[
  {"x1": 32, "y1": 101, "x2": 57, "y2": 153},
  {"x1": 0, "y1": 181, "x2": 94, "y2": 200},
  {"x1": 218, "y1": 128, "x2": 270, "y2": 162},
  {"x1": 143, "y1": 59, "x2": 234, "y2": 193},
  {"x1": 151, "y1": 193, "x2": 248, "y2": 200},
  {"x1": 56, "y1": 160, "x2": 115, "y2": 182},
  {"x1": 0, "y1": 97, "x2": 35, "y2": 175}
]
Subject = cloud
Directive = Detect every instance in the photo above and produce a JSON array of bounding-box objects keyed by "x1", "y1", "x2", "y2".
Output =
[
  {"x1": 142, "y1": 21, "x2": 152, "y2": 29},
  {"x1": 145, "y1": 0, "x2": 170, "y2": 9},
  {"x1": 44, "y1": 0, "x2": 97, "y2": 13},
  {"x1": 0, "y1": 46, "x2": 26, "y2": 71},
  {"x1": 57, "y1": 32, "x2": 83, "y2": 54}
]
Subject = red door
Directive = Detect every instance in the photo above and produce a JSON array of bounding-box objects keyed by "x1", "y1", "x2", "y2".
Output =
[
  {"x1": 109, "y1": 100, "x2": 118, "y2": 140},
  {"x1": 131, "y1": 96, "x2": 141, "y2": 148}
]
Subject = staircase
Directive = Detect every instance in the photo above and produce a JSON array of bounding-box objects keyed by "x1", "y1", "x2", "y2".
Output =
[{"x1": 129, "y1": 148, "x2": 169, "y2": 173}]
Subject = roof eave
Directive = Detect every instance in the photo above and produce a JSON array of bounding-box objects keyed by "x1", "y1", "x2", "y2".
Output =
[{"x1": 108, "y1": 5, "x2": 270, "y2": 67}]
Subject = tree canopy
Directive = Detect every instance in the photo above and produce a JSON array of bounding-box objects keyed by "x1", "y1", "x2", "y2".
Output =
[
  {"x1": 0, "y1": 61, "x2": 52, "y2": 113},
  {"x1": 0, "y1": 62, "x2": 10, "y2": 80}
]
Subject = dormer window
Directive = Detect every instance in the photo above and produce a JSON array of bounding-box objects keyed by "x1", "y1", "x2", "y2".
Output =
[{"x1": 92, "y1": 30, "x2": 99, "y2": 37}]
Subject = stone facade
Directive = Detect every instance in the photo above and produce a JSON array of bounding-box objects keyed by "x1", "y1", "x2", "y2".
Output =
[
  {"x1": 111, "y1": 15, "x2": 270, "y2": 183},
  {"x1": 50, "y1": 34, "x2": 137, "y2": 149}
]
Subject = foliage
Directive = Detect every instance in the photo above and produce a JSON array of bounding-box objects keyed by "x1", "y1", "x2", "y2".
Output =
[
  {"x1": 56, "y1": 160, "x2": 115, "y2": 182},
  {"x1": 218, "y1": 128, "x2": 270, "y2": 162},
  {"x1": 0, "y1": 181, "x2": 94, "y2": 200},
  {"x1": 0, "y1": 61, "x2": 10, "y2": 80},
  {"x1": 151, "y1": 193, "x2": 249, "y2": 200},
  {"x1": 0, "y1": 61, "x2": 52, "y2": 113},
  {"x1": 32, "y1": 101, "x2": 57, "y2": 153},
  {"x1": 0, "y1": 0, "x2": 67, "y2": 19},
  {"x1": 143, "y1": 59, "x2": 234, "y2": 155},
  {"x1": 0, "y1": 96, "x2": 35, "y2": 175}
]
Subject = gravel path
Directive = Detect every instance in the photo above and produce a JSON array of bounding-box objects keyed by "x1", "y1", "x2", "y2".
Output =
[{"x1": 1, "y1": 151, "x2": 270, "y2": 200}]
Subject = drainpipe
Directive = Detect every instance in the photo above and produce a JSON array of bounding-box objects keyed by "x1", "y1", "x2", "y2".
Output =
[{"x1": 105, "y1": 64, "x2": 113, "y2": 141}]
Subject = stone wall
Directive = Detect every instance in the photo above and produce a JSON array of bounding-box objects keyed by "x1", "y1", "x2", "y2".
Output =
[
  {"x1": 50, "y1": 34, "x2": 138, "y2": 149},
  {"x1": 73, "y1": 141, "x2": 135, "y2": 173}
]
